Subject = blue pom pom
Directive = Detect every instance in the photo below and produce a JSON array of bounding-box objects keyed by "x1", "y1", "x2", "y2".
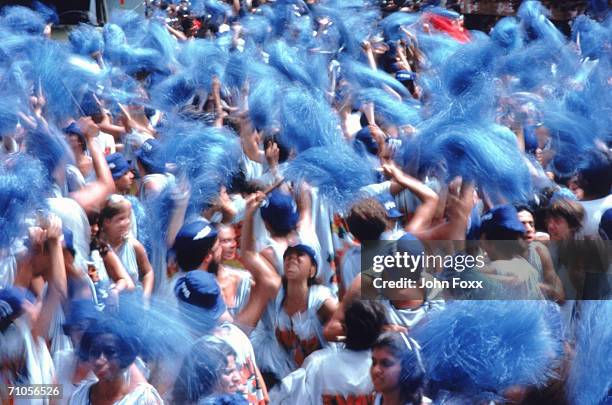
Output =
[
  {"x1": 413, "y1": 300, "x2": 563, "y2": 395},
  {"x1": 0, "y1": 154, "x2": 48, "y2": 248},
  {"x1": 69, "y1": 24, "x2": 104, "y2": 56},
  {"x1": 0, "y1": 6, "x2": 47, "y2": 36},
  {"x1": 284, "y1": 144, "x2": 376, "y2": 211},
  {"x1": 567, "y1": 301, "x2": 612, "y2": 405},
  {"x1": 278, "y1": 86, "x2": 342, "y2": 152}
]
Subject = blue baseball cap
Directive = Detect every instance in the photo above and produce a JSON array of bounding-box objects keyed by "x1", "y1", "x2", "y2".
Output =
[
  {"x1": 260, "y1": 190, "x2": 299, "y2": 234},
  {"x1": 172, "y1": 219, "x2": 219, "y2": 271},
  {"x1": 479, "y1": 205, "x2": 526, "y2": 238},
  {"x1": 284, "y1": 243, "x2": 318, "y2": 268},
  {"x1": 0, "y1": 287, "x2": 34, "y2": 328},
  {"x1": 63, "y1": 122, "x2": 86, "y2": 145},
  {"x1": 106, "y1": 153, "x2": 131, "y2": 180},
  {"x1": 377, "y1": 193, "x2": 403, "y2": 219},
  {"x1": 135, "y1": 139, "x2": 165, "y2": 174},
  {"x1": 175, "y1": 271, "x2": 226, "y2": 331}
]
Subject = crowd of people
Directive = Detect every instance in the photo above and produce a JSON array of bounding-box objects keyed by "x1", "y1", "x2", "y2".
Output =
[{"x1": 0, "y1": 0, "x2": 610, "y2": 404}]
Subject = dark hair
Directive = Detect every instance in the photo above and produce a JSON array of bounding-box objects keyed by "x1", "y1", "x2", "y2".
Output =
[
  {"x1": 68, "y1": 132, "x2": 87, "y2": 152},
  {"x1": 372, "y1": 333, "x2": 425, "y2": 405},
  {"x1": 514, "y1": 204, "x2": 535, "y2": 217},
  {"x1": 577, "y1": 149, "x2": 612, "y2": 199},
  {"x1": 173, "y1": 338, "x2": 230, "y2": 405},
  {"x1": 78, "y1": 319, "x2": 140, "y2": 369},
  {"x1": 99, "y1": 195, "x2": 131, "y2": 227},
  {"x1": 263, "y1": 135, "x2": 290, "y2": 164},
  {"x1": 344, "y1": 300, "x2": 387, "y2": 351},
  {"x1": 346, "y1": 198, "x2": 389, "y2": 242},
  {"x1": 546, "y1": 199, "x2": 585, "y2": 233}
]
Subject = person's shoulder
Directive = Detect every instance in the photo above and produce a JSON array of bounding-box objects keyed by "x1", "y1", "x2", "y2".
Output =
[{"x1": 129, "y1": 383, "x2": 163, "y2": 404}]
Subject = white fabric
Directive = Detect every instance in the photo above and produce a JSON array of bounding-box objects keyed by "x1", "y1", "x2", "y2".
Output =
[
  {"x1": 340, "y1": 246, "x2": 361, "y2": 292},
  {"x1": 580, "y1": 194, "x2": 612, "y2": 238},
  {"x1": 274, "y1": 285, "x2": 335, "y2": 370},
  {"x1": 69, "y1": 381, "x2": 163, "y2": 405},
  {"x1": 115, "y1": 237, "x2": 141, "y2": 289},
  {"x1": 14, "y1": 318, "x2": 55, "y2": 405},
  {"x1": 272, "y1": 347, "x2": 374, "y2": 405},
  {"x1": 53, "y1": 349, "x2": 97, "y2": 405}
]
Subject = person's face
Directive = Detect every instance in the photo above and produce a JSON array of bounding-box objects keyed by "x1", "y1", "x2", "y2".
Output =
[
  {"x1": 535, "y1": 126, "x2": 550, "y2": 148},
  {"x1": 568, "y1": 178, "x2": 584, "y2": 200},
  {"x1": 546, "y1": 216, "x2": 572, "y2": 240},
  {"x1": 88, "y1": 334, "x2": 123, "y2": 381},
  {"x1": 103, "y1": 206, "x2": 131, "y2": 240},
  {"x1": 371, "y1": 347, "x2": 401, "y2": 394},
  {"x1": 518, "y1": 211, "x2": 535, "y2": 242},
  {"x1": 90, "y1": 221, "x2": 100, "y2": 238},
  {"x1": 283, "y1": 250, "x2": 315, "y2": 282},
  {"x1": 216, "y1": 355, "x2": 244, "y2": 394},
  {"x1": 218, "y1": 227, "x2": 237, "y2": 262},
  {"x1": 68, "y1": 134, "x2": 84, "y2": 156},
  {"x1": 114, "y1": 171, "x2": 134, "y2": 194}
]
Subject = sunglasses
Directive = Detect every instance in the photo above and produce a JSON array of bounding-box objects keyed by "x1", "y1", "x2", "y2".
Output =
[{"x1": 88, "y1": 345, "x2": 119, "y2": 360}]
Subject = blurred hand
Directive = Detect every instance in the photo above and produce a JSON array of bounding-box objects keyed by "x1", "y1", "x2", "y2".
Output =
[{"x1": 77, "y1": 117, "x2": 100, "y2": 140}]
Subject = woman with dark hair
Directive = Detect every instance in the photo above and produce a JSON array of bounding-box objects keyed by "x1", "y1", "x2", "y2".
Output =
[
  {"x1": 69, "y1": 319, "x2": 162, "y2": 404},
  {"x1": 173, "y1": 337, "x2": 244, "y2": 405},
  {"x1": 371, "y1": 332, "x2": 429, "y2": 405},
  {"x1": 272, "y1": 299, "x2": 387, "y2": 404},
  {"x1": 545, "y1": 198, "x2": 585, "y2": 240},
  {"x1": 273, "y1": 244, "x2": 338, "y2": 368}
]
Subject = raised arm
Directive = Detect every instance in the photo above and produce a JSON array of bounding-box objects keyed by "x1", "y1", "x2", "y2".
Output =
[
  {"x1": 235, "y1": 192, "x2": 281, "y2": 330},
  {"x1": 382, "y1": 163, "x2": 439, "y2": 234},
  {"x1": 69, "y1": 117, "x2": 115, "y2": 214},
  {"x1": 32, "y1": 215, "x2": 67, "y2": 342}
]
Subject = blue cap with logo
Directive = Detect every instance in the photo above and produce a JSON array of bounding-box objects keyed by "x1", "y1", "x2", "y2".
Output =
[
  {"x1": 172, "y1": 219, "x2": 219, "y2": 271},
  {"x1": 284, "y1": 243, "x2": 318, "y2": 268},
  {"x1": 106, "y1": 153, "x2": 131, "y2": 180},
  {"x1": 479, "y1": 205, "x2": 526, "y2": 237},
  {"x1": 136, "y1": 139, "x2": 165, "y2": 174},
  {"x1": 377, "y1": 193, "x2": 403, "y2": 219},
  {"x1": 174, "y1": 271, "x2": 226, "y2": 331},
  {"x1": 260, "y1": 190, "x2": 299, "y2": 234}
]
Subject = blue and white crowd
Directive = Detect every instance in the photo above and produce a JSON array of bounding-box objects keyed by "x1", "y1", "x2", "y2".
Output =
[{"x1": 0, "y1": 1, "x2": 611, "y2": 404}]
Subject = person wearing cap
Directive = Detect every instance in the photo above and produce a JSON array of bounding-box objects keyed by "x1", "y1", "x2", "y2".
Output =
[
  {"x1": 174, "y1": 270, "x2": 267, "y2": 404},
  {"x1": 260, "y1": 243, "x2": 338, "y2": 382},
  {"x1": 53, "y1": 299, "x2": 100, "y2": 405},
  {"x1": 239, "y1": 190, "x2": 324, "y2": 385},
  {"x1": 53, "y1": 118, "x2": 116, "y2": 216},
  {"x1": 479, "y1": 205, "x2": 545, "y2": 299},
  {"x1": 106, "y1": 153, "x2": 135, "y2": 195},
  {"x1": 64, "y1": 122, "x2": 96, "y2": 191},
  {"x1": 136, "y1": 138, "x2": 173, "y2": 202}
]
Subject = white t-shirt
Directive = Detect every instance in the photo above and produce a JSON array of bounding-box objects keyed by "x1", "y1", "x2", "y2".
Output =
[
  {"x1": 580, "y1": 194, "x2": 612, "y2": 238},
  {"x1": 272, "y1": 347, "x2": 374, "y2": 405},
  {"x1": 93, "y1": 131, "x2": 116, "y2": 155}
]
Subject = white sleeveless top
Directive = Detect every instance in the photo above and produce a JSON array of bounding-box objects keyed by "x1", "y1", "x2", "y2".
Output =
[{"x1": 69, "y1": 381, "x2": 163, "y2": 405}]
